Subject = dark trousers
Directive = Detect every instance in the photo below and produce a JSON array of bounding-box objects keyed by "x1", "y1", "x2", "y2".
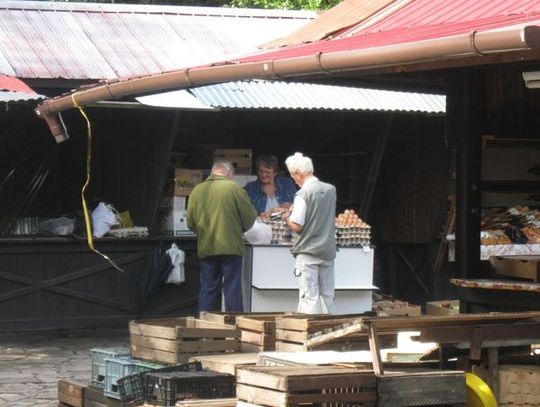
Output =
[{"x1": 198, "y1": 255, "x2": 243, "y2": 313}]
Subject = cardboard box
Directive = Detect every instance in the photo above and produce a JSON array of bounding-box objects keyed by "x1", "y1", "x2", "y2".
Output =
[
  {"x1": 213, "y1": 149, "x2": 253, "y2": 175},
  {"x1": 174, "y1": 169, "x2": 203, "y2": 196},
  {"x1": 426, "y1": 300, "x2": 459, "y2": 316},
  {"x1": 490, "y1": 256, "x2": 540, "y2": 281}
]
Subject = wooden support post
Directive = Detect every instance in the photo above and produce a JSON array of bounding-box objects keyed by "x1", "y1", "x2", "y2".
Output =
[
  {"x1": 488, "y1": 347, "x2": 499, "y2": 402},
  {"x1": 448, "y1": 70, "x2": 482, "y2": 280},
  {"x1": 470, "y1": 327, "x2": 483, "y2": 361}
]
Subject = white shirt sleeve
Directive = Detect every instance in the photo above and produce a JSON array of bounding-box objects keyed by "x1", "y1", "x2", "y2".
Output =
[{"x1": 289, "y1": 195, "x2": 307, "y2": 226}]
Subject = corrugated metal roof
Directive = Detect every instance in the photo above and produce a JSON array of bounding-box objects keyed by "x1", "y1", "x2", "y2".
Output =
[
  {"x1": 262, "y1": 0, "x2": 396, "y2": 48},
  {"x1": 0, "y1": 74, "x2": 42, "y2": 102},
  {"x1": 137, "y1": 80, "x2": 446, "y2": 113},
  {"x1": 353, "y1": 0, "x2": 540, "y2": 35},
  {"x1": 0, "y1": 1, "x2": 316, "y2": 80},
  {"x1": 236, "y1": 10, "x2": 540, "y2": 63},
  {"x1": 0, "y1": 75, "x2": 35, "y2": 93},
  {"x1": 0, "y1": 90, "x2": 43, "y2": 103}
]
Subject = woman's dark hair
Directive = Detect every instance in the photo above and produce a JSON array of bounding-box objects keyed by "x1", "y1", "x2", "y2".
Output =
[{"x1": 255, "y1": 154, "x2": 280, "y2": 173}]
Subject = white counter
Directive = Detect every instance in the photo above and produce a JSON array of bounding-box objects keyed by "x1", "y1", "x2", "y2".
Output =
[{"x1": 242, "y1": 245, "x2": 376, "y2": 314}]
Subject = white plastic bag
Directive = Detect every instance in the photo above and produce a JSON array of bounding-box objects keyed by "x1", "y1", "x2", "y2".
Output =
[
  {"x1": 91, "y1": 202, "x2": 119, "y2": 237},
  {"x1": 166, "y1": 243, "x2": 185, "y2": 285},
  {"x1": 244, "y1": 220, "x2": 273, "y2": 245},
  {"x1": 39, "y1": 217, "x2": 75, "y2": 236}
]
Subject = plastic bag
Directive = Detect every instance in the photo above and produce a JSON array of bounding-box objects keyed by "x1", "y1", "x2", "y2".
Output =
[
  {"x1": 39, "y1": 217, "x2": 75, "y2": 236},
  {"x1": 244, "y1": 220, "x2": 273, "y2": 245},
  {"x1": 166, "y1": 243, "x2": 185, "y2": 285},
  {"x1": 91, "y1": 202, "x2": 119, "y2": 237}
]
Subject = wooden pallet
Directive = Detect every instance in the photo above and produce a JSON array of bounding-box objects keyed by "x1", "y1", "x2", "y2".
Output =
[
  {"x1": 236, "y1": 365, "x2": 377, "y2": 407},
  {"x1": 129, "y1": 317, "x2": 240, "y2": 364}
]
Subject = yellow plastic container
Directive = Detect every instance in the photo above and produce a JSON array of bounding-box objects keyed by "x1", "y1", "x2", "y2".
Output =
[{"x1": 466, "y1": 372, "x2": 497, "y2": 407}]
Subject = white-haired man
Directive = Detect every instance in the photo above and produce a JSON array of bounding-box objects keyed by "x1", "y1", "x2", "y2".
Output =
[
  {"x1": 285, "y1": 152, "x2": 336, "y2": 314},
  {"x1": 187, "y1": 160, "x2": 257, "y2": 313}
]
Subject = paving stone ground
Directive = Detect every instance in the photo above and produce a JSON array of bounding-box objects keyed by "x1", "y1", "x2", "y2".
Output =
[{"x1": 0, "y1": 328, "x2": 129, "y2": 406}]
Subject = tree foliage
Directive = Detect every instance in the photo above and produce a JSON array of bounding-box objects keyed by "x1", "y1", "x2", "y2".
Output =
[{"x1": 52, "y1": 0, "x2": 339, "y2": 10}]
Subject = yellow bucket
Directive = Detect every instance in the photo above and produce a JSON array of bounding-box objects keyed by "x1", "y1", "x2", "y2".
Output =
[{"x1": 466, "y1": 372, "x2": 497, "y2": 407}]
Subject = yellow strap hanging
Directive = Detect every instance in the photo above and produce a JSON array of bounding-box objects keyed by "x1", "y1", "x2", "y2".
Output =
[{"x1": 72, "y1": 93, "x2": 125, "y2": 273}]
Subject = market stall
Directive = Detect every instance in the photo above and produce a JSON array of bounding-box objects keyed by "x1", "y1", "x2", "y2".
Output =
[{"x1": 242, "y1": 209, "x2": 376, "y2": 314}]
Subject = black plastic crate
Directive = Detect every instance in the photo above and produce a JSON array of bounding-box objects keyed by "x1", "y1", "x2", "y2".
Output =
[
  {"x1": 146, "y1": 370, "x2": 235, "y2": 406},
  {"x1": 117, "y1": 361, "x2": 203, "y2": 407}
]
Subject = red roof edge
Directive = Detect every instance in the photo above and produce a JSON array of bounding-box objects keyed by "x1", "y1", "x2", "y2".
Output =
[{"x1": 0, "y1": 75, "x2": 36, "y2": 94}]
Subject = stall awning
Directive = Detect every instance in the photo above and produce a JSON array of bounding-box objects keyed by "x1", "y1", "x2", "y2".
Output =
[{"x1": 136, "y1": 80, "x2": 445, "y2": 114}]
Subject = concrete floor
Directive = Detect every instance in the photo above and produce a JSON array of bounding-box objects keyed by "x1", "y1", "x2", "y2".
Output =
[{"x1": 0, "y1": 328, "x2": 129, "y2": 406}]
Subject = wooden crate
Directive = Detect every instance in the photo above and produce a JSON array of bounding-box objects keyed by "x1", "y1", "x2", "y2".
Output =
[
  {"x1": 236, "y1": 365, "x2": 377, "y2": 407},
  {"x1": 129, "y1": 317, "x2": 240, "y2": 365},
  {"x1": 198, "y1": 311, "x2": 242, "y2": 326},
  {"x1": 58, "y1": 379, "x2": 85, "y2": 407},
  {"x1": 236, "y1": 315, "x2": 279, "y2": 351},
  {"x1": 275, "y1": 314, "x2": 397, "y2": 351}
]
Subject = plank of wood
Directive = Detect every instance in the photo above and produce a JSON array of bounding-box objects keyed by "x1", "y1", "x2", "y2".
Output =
[
  {"x1": 199, "y1": 311, "x2": 239, "y2": 325},
  {"x1": 175, "y1": 398, "x2": 237, "y2": 406},
  {"x1": 238, "y1": 382, "x2": 376, "y2": 406},
  {"x1": 177, "y1": 339, "x2": 240, "y2": 353},
  {"x1": 129, "y1": 319, "x2": 183, "y2": 340},
  {"x1": 188, "y1": 353, "x2": 257, "y2": 375},
  {"x1": 131, "y1": 333, "x2": 240, "y2": 353},
  {"x1": 58, "y1": 379, "x2": 85, "y2": 407},
  {"x1": 305, "y1": 320, "x2": 366, "y2": 348},
  {"x1": 275, "y1": 315, "x2": 366, "y2": 332},
  {"x1": 129, "y1": 343, "x2": 186, "y2": 365},
  {"x1": 176, "y1": 327, "x2": 240, "y2": 339},
  {"x1": 237, "y1": 383, "x2": 287, "y2": 406},
  {"x1": 241, "y1": 330, "x2": 275, "y2": 346},
  {"x1": 236, "y1": 366, "x2": 376, "y2": 391},
  {"x1": 236, "y1": 316, "x2": 276, "y2": 333},
  {"x1": 240, "y1": 342, "x2": 270, "y2": 353},
  {"x1": 83, "y1": 386, "x2": 107, "y2": 405},
  {"x1": 275, "y1": 341, "x2": 306, "y2": 352},
  {"x1": 191, "y1": 319, "x2": 237, "y2": 330}
]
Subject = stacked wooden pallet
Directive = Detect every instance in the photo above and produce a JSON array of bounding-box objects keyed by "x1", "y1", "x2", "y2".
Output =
[
  {"x1": 236, "y1": 365, "x2": 377, "y2": 407},
  {"x1": 275, "y1": 314, "x2": 397, "y2": 352},
  {"x1": 200, "y1": 311, "x2": 297, "y2": 352},
  {"x1": 129, "y1": 317, "x2": 240, "y2": 365}
]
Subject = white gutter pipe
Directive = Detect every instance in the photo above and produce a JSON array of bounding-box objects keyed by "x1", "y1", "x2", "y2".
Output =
[{"x1": 35, "y1": 26, "x2": 540, "y2": 141}]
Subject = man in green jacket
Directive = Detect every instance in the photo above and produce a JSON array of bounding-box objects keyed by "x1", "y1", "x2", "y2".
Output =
[{"x1": 187, "y1": 160, "x2": 257, "y2": 312}]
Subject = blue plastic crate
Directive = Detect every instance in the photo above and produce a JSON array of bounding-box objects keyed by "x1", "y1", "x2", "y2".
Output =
[
  {"x1": 104, "y1": 356, "x2": 166, "y2": 399},
  {"x1": 90, "y1": 347, "x2": 130, "y2": 388}
]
